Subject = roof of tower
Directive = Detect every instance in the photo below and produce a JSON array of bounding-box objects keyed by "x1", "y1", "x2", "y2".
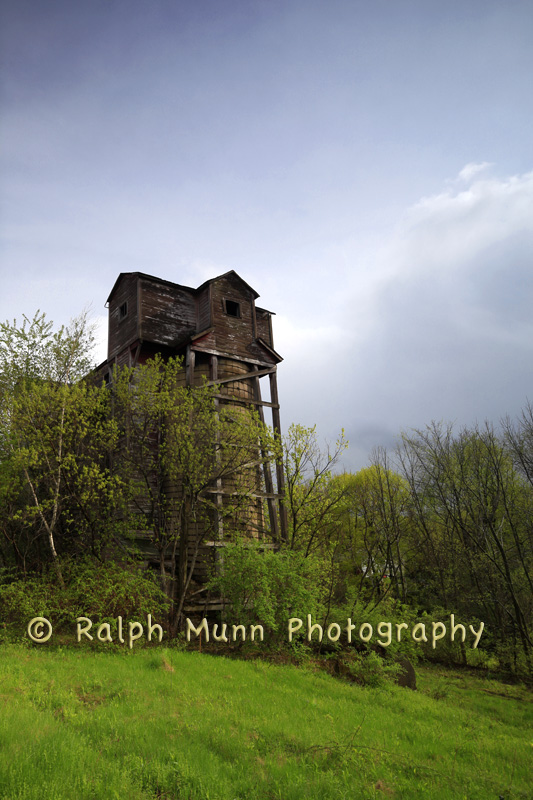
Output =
[{"x1": 106, "y1": 269, "x2": 260, "y2": 305}]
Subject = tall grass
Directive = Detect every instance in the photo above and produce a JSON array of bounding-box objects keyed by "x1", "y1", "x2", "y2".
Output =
[{"x1": 0, "y1": 645, "x2": 530, "y2": 799}]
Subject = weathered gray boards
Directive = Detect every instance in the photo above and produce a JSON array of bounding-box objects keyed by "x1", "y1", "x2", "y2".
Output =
[{"x1": 97, "y1": 270, "x2": 286, "y2": 609}]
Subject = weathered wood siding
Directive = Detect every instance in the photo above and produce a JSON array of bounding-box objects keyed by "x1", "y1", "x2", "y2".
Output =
[
  {"x1": 210, "y1": 273, "x2": 255, "y2": 360},
  {"x1": 256, "y1": 309, "x2": 273, "y2": 348},
  {"x1": 197, "y1": 285, "x2": 211, "y2": 331},
  {"x1": 140, "y1": 277, "x2": 196, "y2": 346},
  {"x1": 108, "y1": 274, "x2": 139, "y2": 359}
]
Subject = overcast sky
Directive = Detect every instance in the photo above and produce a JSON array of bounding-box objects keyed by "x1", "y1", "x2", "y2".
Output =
[{"x1": 1, "y1": 0, "x2": 532, "y2": 470}]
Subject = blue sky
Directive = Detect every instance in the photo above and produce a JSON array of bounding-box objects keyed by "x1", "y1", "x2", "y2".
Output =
[{"x1": 1, "y1": 0, "x2": 532, "y2": 469}]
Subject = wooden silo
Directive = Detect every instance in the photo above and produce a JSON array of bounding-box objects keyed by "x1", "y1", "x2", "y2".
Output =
[{"x1": 98, "y1": 270, "x2": 287, "y2": 608}]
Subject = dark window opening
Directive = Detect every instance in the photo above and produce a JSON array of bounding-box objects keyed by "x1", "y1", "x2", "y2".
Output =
[
  {"x1": 225, "y1": 299, "x2": 240, "y2": 317},
  {"x1": 119, "y1": 302, "x2": 128, "y2": 320}
]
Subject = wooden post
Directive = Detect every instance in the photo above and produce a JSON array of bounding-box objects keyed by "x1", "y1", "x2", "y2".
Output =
[
  {"x1": 269, "y1": 369, "x2": 288, "y2": 542},
  {"x1": 210, "y1": 355, "x2": 224, "y2": 546},
  {"x1": 253, "y1": 369, "x2": 280, "y2": 542},
  {"x1": 186, "y1": 345, "x2": 195, "y2": 386}
]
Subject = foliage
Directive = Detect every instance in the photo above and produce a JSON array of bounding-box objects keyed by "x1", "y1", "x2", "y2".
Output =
[
  {"x1": 282, "y1": 423, "x2": 348, "y2": 554},
  {"x1": 0, "y1": 558, "x2": 169, "y2": 641},
  {"x1": 402, "y1": 605, "x2": 483, "y2": 668},
  {"x1": 3, "y1": 308, "x2": 533, "y2": 679},
  {"x1": 206, "y1": 541, "x2": 325, "y2": 639},
  {"x1": 328, "y1": 460, "x2": 414, "y2": 608},
  {"x1": 0, "y1": 309, "x2": 96, "y2": 392},
  {"x1": 395, "y1": 421, "x2": 533, "y2": 676},
  {"x1": 278, "y1": 417, "x2": 533, "y2": 678},
  {"x1": 327, "y1": 598, "x2": 421, "y2": 663},
  {"x1": 110, "y1": 355, "x2": 281, "y2": 631},
  {"x1": 336, "y1": 649, "x2": 402, "y2": 688},
  {"x1": 0, "y1": 311, "x2": 125, "y2": 586}
]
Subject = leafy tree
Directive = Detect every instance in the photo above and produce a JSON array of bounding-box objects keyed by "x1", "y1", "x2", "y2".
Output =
[
  {"x1": 0, "y1": 311, "x2": 124, "y2": 586},
  {"x1": 0, "y1": 310, "x2": 95, "y2": 392},
  {"x1": 333, "y1": 457, "x2": 414, "y2": 610},
  {"x1": 110, "y1": 356, "x2": 281, "y2": 632},
  {"x1": 397, "y1": 421, "x2": 533, "y2": 674},
  {"x1": 282, "y1": 423, "x2": 348, "y2": 555},
  {"x1": 0, "y1": 313, "x2": 284, "y2": 633}
]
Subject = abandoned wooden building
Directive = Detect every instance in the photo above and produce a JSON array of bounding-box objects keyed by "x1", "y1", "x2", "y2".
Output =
[{"x1": 96, "y1": 270, "x2": 287, "y2": 610}]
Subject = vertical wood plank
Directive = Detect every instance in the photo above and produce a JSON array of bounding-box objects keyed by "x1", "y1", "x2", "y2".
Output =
[
  {"x1": 253, "y1": 370, "x2": 279, "y2": 541},
  {"x1": 269, "y1": 369, "x2": 288, "y2": 542}
]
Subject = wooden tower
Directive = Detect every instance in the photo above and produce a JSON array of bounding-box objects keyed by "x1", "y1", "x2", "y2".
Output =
[{"x1": 98, "y1": 271, "x2": 287, "y2": 604}]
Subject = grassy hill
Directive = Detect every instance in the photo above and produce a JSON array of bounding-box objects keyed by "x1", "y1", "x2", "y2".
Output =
[{"x1": 0, "y1": 644, "x2": 530, "y2": 799}]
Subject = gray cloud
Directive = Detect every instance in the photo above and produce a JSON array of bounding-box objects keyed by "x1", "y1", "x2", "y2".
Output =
[{"x1": 276, "y1": 168, "x2": 533, "y2": 470}]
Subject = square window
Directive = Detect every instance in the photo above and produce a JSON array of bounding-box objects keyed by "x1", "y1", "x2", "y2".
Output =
[{"x1": 225, "y1": 299, "x2": 240, "y2": 317}]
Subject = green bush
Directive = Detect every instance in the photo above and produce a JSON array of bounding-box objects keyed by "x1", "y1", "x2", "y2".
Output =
[
  {"x1": 0, "y1": 557, "x2": 170, "y2": 642},
  {"x1": 337, "y1": 649, "x2": 402, "y2": 688},
  {"x1": 206, "y1": 542, "x2": 324, "y2": 641},
  {"x1": 415, "y1": 606, "x2": 486, "y2": 668},
  {"x1": 320, "y1": 598, "x2": 420, "y2": 663}
]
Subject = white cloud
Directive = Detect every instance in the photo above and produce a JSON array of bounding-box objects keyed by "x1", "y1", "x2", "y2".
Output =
[
  {"x1": 310, "y1": 165, "x2": 533, "y2": 470},
  {"x1": 457, "y1": 162, "x2": 493, "y2": 182},
  {"x1": 275, "y1": 314, "x2": 351, "y2": 360},
  {"x1": 394, "y1": 168, "x2": 533, "y2": 276}
]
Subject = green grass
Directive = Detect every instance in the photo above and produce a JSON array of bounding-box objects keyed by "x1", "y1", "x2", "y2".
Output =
[{"x1": 0, "y1": 644, "x2": 531, "y2": 799}]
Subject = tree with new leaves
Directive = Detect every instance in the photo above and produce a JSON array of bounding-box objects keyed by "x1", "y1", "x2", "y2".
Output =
[
  {"x1": 0, "y1": 310, "x2": 95, "y2": 392},
  {"x1": 110, "y1": 355, "x2": 281, "y2": 631},
  {"x1": 278, "y1": 424, "x2": 351, "y2": 626},
  {"x1": 282, "y1": 423, "x2": 348, "y2": 555},
  {"x1": 396, "y1": 421, "x2": 533, "y2": 673},
  {"x1": 0, "y1": 311, "x2": 124, "y2": 585},
  {"x1": 332, "y1": 455, "x2": 414, "y2": 609}
]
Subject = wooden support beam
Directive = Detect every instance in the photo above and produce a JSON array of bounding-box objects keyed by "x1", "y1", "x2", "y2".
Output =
[
  {"x1": 252, "y1": 368, "x2": 279, "y2": 542},
  {"x1": 210, "y1": 354, "x2": 224, "y2": 546},
  {"x1": 202, "y1": 487, "x2": 283, "y2": 499},
  {"x1": 190, "y1": 345, "x2": 275, "y2": 367},
  {"x1": 186, "y1": 345, "x2": 195, "y2": 386},
  {"x1": 214, "y1": 393, "x2": 279, "y2": 409},
  {"x1": 209, "y1": 354, "x2": 218, "y2": 382},
  {"x1": 132, "y1": 342, "x2": 141, "y2": 368},
  {"x1": 204, "y1": 366, "x2": 275, "y2": 387},
  {"x1": 269, "y1": 369, "x2": 288, "y2": 542}
]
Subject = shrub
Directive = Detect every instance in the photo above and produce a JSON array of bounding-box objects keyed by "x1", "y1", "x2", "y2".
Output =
[
  {"x1": 416, "y1": 606, "x2": 486, "y2": 668},
  {"x1": 206, "y1": 542, "x2": 324, "y2": 641},
  {"x1": 0, "y1": 557, "x2": 170, "y2": 643},
  {"x1": 321, "y1": 598, "x2": 420, "y2": 663},
  {"x1": 338, "y1": 650, "x2": 402, "y2": 688}
]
